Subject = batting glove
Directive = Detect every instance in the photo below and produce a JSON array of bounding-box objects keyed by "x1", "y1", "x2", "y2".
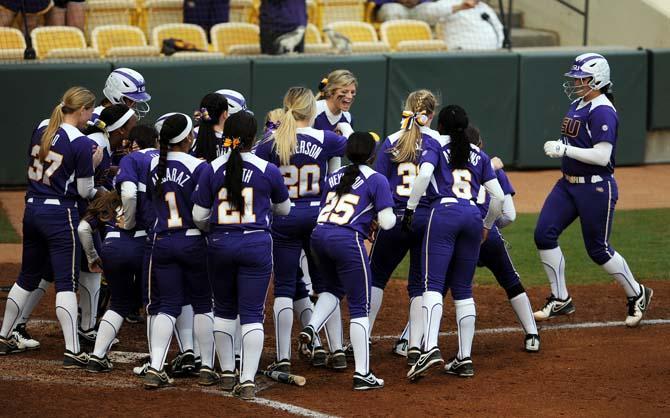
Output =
[
  {"x1": 544, "y1": 140, "x2": 567, "y2": 158},
  {"x1": 401, "y1": 209, "x2": 414, "y2": 234}
]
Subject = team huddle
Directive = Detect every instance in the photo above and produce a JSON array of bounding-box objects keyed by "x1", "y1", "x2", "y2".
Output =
[{"x1": 0, "y1": 53, "x2": 654, "y2": 398}]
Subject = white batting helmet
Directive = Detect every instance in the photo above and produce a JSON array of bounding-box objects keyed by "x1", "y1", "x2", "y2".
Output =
[
  {"x1": 563, "y1": 53, "x2": 612, "y2": 100},
  {"x1": 103, "y1": 68, "x2": 151, "y2": 118},
  {"x1": 215, "y1": 89, "x2": 252, "y2": 115}
]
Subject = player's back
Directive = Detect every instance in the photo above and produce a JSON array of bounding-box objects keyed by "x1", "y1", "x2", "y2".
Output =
[{"x1": 116, "y1": 147, "x2": 159, "y2": 232}]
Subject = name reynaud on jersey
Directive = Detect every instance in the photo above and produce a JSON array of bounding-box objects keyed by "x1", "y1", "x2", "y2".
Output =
[
  {"x1": 328, "y1": 171, "x2": 364, "y2": 190},
  {"x1": 296, "y1": 140, "x2": 322, "y2": 159}
]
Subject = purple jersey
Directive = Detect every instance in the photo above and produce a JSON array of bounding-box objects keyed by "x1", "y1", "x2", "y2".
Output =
[
  {"x1": 115, "y1": 148, "x2": 159, "y2": 232},
  {"x1": 476, "y1": 168, "x2": 514, "y2": 217},
  {"x1": 192, "y1": 152, "x2": 289, "y2": 232},
  {"x1": 374, "y1": 127, "x2": 439, "y2": 210},
  {"x1": 560, "y1": 95, "x2": 618, "y2": 176},
  {"x1": 313, "y1": 100, "x2": 353, "y2": 132},
  {"x1": 88, "y1": 131, "x2": 113, "y2": 190},
  {"x1": 91, "y1": 105, "x2": 105, "y2": 122},
  {"x1": 317, "y1": 165, "x2": 394, "y2": 235},
  {"x1": 26, "y1": 120, "x2": 96, "y2": 200},
  {"x1": 253, "y1": 127, "x2": 347, "y2": 204},
  {"x1": 420, "y1": 135, "x2": 496, "y2": 206},
  {"x1": 148, "y1": 152, "x2": 208, "y2": 233},
  {"x1": 190, "y1": 126, "x2": 226, "y2": 159}
]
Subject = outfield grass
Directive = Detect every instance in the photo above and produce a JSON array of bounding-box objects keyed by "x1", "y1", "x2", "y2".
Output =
[
  {"x1": 0, "y1": 205, "x2": 20, "y2": 244},
  {"x1": 391, "y1": 208, "x2": 670, "y2": 287}
]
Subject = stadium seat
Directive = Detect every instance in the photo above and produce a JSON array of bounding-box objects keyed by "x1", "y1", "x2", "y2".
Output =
[
  {"x1": 230, "y1": 0, "x2": 254, "y2": 23},
  {"x1": 152, "y1": 23, "x2": 208, "y2": 51},
  {"x1": 106, "y1": 45, "x2": 161, "y2": 58},
  {"x1": 326, "y1": 21, "x2": 378, "y2": 42},
  {"x1": 84, "y1": 0, "x2": 135, "y2": 41},
  {"x1": 306, "y1": 0, "x2": 317, "y2": 24},
  {"x1": 305, "y1": 23, "x2": 323, "y2": 45},
  {"x1": 0, "y1": 49, "x2": 24, "y2": 60},
  {"x1": 92, "y1": 25, "x2": 148, "y2": 57},
  {"x1": 172, "y1": 51, "x2": 225, "y2": 59},
  {"x1": 316, "y1": 0, "x2": 365, "y2": 29},
  {"x1": 351, "y1": 41, "x2": 390, "y2": 53},
  {"x1": 396, "y1": 40, "x2": 447, "y2": 52},
  {"x1": 31, "y1": 26, "x2": 87, "y2": 59},
  {"x1": 45, "y1": 48, "x2": 100, "y2": 59},
  {"x1": 227, "y1": 45, "x2": 261, "y2": 56},
  {"x1": 143, "y1": 0, "x2": 183, "y2": 38},
  {"x1": 304, "y1": 44, "x2": 332, "y2": 54},
  {"x1": 210, "y1": 22, "x2": 259, "y2": 54},
  {"x1": 0, "y1": 27, "x2": 26, "y2": 50},
  {"x1": 380, "y1": 19, "x2": 433, "y2": 51}
]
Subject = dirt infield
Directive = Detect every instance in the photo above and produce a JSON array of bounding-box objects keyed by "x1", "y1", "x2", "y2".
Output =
[{"x1": 1, "y1": 165, "x2": 669, "y2": 417}]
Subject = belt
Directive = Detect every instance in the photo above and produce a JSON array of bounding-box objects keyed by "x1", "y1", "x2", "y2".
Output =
[
  {"x1": 157, "y1": 228, "x2": 202, "y2": 237},
  {"x1": 26, "y1": 197, "x2": 77, "y2": 207},
  {"x1": 291, "y1": 201, "x2": 321, "y2": 207},
  {"x1": 563, "y1": 174, "x2": 606, "y2": 184},
  {"x1": 440, "y1": 197, "x2": 475, "y2": 206},
  {"x1": 105, "y1": 230, "x2": 148, "y2": 239}
]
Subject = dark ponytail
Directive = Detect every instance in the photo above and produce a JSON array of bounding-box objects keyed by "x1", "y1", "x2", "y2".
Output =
[
  {"x1": 129, "y1": 124, "x2": 158, "y2": 149},
  {"x1": 600, "y1": 84, "x2": 615, "y2": 104},
  {"x1": 465, "y1": 124, "x2": 482, "y2": 147},
  {"x1": 194, "y1": 93, "x2": 228, "y2": 162},
  {"x1": 438, "y1": 105, "x2": 470, "y2": 169},
  {"x1": 335, "y1": 132, "x2": 376, "y2": 196},
  {"x1": 155, "y1": 114, "x2": 189, "y2": 198},
  {"x1": 222, "y1": 111, "x2": 257, "y2": 213}
]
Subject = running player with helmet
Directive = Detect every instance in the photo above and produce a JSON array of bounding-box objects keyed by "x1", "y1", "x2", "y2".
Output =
[
  {"x1": 0, "y1": 87, "x2": 101, "y2": 369},
  {"x1": 369, "y1": 90, "x2": 439, "y2": 366},
  {"x1": 406, "y1": 105, "x2": 504, "y2": 381},
  {"x1": 534, "y1": 53, "x2": 652, "y2": 327},
  {"x1": 192, "y1": 111, "x2": 291, "y2": 400},
  {"x1": 144, "y1": 113, "x2": 214, "y2": 389},
  {"x1": 300, "y1": 132, "x2": 396, "y2": 390},
  {"x1": 254, "y1": 87, "x2": 349, "y2": 372}
]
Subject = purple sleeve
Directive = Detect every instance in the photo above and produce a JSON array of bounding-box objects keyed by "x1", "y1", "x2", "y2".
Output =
[
  {"x1": 479, "y1": 151, "x2": 496, "y2": 184},
  {"x1": 419, "y1": 137, "x2": 440, "y2": 167},
  {"x1": 267, "y1": 163, "x2": 289, "y2": 203},
  {"x1": 373, "y1": 139, "x2": 393, "y2": 179},
  {"x1": 320, "y1": 173, "x2": 335, "y2": 207},
  {"x1": 371, "y1": 174, "x2": 395, "y2": 212},
  {"x1": 496, "y1": 169, "x2": 515, "y2": 196},
  {"x1": 588, "y1": 106, "x2": 618, "y2": 145},
  {"x1": 73, "y1": 137, "x2": 95, "y2": 178},
  {"x1": 324, "y1": 130, "x2": 347, "y2": 158},
  {"x1": 115, "y1": 154, "x2": 139, "y2": 185},
  {"x1": 191, "y1": 164, "x2": 214, "y2": 209}
]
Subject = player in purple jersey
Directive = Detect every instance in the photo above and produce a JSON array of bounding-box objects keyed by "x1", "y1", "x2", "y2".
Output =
[
  {"x1": 368, "y1": 90, "x2": 439, "y2": 366},
  {"x1": 254, "y1": 87, "x2": 350, "y2": 372},
  {"x1": 405, "y1": 105, "x2": 504, "y2": 381},
  {"x1": 314, "y1": 69, "x2": 357, "y2": 134},
  {"x1": 299, "y1": 132, "x2": 395, "y2": 390},
  {"x1": 144, "y1": 114, "x2": 214, "y2": 389},
  {"x1": 535, "y1": 53, "x2": 652, "y2": 327},
  {"x1": 191, "y1": 93, "x2": 229, "y2": 162},
  {"x1": 192, "y1": 111, "x2": 291, "y2": 399},
  {"x1": 0, "y1": 87, "x2": 100, "y2": 369}
]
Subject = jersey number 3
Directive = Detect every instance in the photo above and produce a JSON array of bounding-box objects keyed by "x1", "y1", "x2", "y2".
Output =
[{"x1": 28, "y1": 144, "x2": 63, "y2": 186}]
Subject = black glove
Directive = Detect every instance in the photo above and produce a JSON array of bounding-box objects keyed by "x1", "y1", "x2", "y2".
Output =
[{"x1": 401, "y1": 208, "x2": 414, "y2": 234}]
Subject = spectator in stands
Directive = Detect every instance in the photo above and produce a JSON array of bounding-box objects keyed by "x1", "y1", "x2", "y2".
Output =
[
  {"x1": 46, "y1": 0, "x2": 84, "y2": 32},
  {"x1": 374, "y1": 0, "x2": 438, "y2": 24},
  {"x1": 259, "y1": 0, "x2": 307, "y2": 55},
  {"x1": 432, "y1": 0, "x2": 504, "y2": 50},
  {"x1": 0, "y1": 0, "x2": 51, "y2": 33},
  {"x1": 184, "y1": 0, "x2": 229, "y2": 39}
]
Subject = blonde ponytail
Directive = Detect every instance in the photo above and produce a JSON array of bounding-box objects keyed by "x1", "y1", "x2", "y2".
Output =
[
  {"x1": 40, "y1": 86, "x2": 95, "y2": 161},
  {"x1": 391, "y1": 89, "x2": 437, "y2": 163},
  {"x1": 273, "y1": 87, "x2": 316, "y2": 166}
]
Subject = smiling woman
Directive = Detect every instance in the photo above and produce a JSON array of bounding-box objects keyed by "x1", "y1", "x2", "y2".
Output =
[{"x1": 314, "y1": 69, "x2": 358, "y2": 133}]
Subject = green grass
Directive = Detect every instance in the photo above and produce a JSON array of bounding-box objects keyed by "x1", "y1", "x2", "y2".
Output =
[
  {"x1": 0, "y1": 205, "x2": 20, "y2": 244},
  {"x1": 391, "y1": 208, "x2": 670, "y2": 287}
]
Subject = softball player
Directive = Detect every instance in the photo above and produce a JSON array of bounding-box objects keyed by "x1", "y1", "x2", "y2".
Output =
[
  {"x1": 191, "y1": 92, "x2": 229, "y2": 162},
  {"x1": 369, "y1": 90, "x2": 438, "y2": 366},
  {"x1": 94, "y1": 68, "x2": 152, "y2": 120},
  {"x1": 300, "y1": 132, "x2": 395, "y2": 390},
  {"x1": 254, "y1": 87, "x2": 349, "y2": 372},
  {"x1": 535, "y1": 53, "x2": 652, "y2": 327},
  {"x1": 192, "y1": 111, "x2": 291, "y2": 400},
  {"x1": 314, "y1": 69, "x2": 357, "y2": 133},
  {"x1": 0, "y1": 87, "x2": 100, "y2": 368},
  {"x1": 405, "y1": 105, "x2": 504, "y2": 381},
  {"x1": 144, "y1": 113, "x2": 214, "y2": 389}
]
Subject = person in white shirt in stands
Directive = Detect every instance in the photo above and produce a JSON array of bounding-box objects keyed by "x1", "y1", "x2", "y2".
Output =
[{"x1": 432, "y1": 0, "x2": 504, "y2": 50}]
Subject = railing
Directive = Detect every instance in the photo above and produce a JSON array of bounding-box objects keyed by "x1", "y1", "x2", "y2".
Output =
[{"x1": 555, "y1": 0, "x2": 590, "y2": 46}]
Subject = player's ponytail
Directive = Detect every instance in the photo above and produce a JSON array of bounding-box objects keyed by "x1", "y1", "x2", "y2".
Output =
[
  {"x1": 391, "y1": 89, "x2": 437, "y2": 163},
  {"x1": 274, "y1": 87, "x2": 315, "y2": 166},
  {"x1": 600, "y1": 84, "x2": 615, "y2": 105},
  {"x1": 438, "y1": 105, "x2": 470, "y2": 170},
  {"x1": 40, "y1": 86, "x2": 95, "y2": 162},
  {"x1": 129, "y1": 125, "x2": 158, "y2": 150},
  {"x1": 223, "y1": 111, "x2": 258, "y2": 214},
  {"x1": 155, "y1": 113, "x2": 192, "y2": 198},
  {"x1": 335, "y1": 132, "x2": 376, "y2": 197},
  {"x1": 193, "y1": 93, "x2": 228, "y2": 162}
]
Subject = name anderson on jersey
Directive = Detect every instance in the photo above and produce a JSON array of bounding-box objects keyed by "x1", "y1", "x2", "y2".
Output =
[{"x1": 297, "y1": 140, "x2": 322, "y2": 159}]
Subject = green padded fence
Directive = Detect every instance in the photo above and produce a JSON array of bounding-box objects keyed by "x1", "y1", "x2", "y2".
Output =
[{"x1": 648, "y1": 49, "x2": 670, "y2": 130}]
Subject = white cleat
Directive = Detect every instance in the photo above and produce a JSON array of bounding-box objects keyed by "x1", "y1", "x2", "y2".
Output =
[
  {"x1": 524, "y1": 334, "x2": 540, "y2": 353},
  {"x1": 534, "y1": 295, "x2": 575, "y2": 321},
  {"x1": 13, "y1": 324, "x2": 40, "y2": 350},
  {"x1": 625, "y1": 285, "x2": 653, "y2": 327}
]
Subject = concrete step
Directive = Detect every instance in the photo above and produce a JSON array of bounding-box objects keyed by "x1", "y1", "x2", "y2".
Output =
[{"x1": 510, "y1": 28, "x2": 559, "y2": 47}]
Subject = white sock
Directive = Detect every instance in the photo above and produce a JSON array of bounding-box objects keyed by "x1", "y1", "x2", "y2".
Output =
[
  {"x1": 55, "y1": 291, "x2": 80, "y2": 353},
  {"x1": 350, "y1": 317, "x2": 370, "y2": 375},
  {"x1": 455, "y1": 298, "x2": 476, "y2": 360},
  {"x1": 234, "y1": 315, "x2": 241, "y2": 357},
  {"x1": 174, "y1": 305, "x2": 194, "y2": 352},
  {"x1": 422, "y1": 291, "x2": 443, "y2": 350},
  {"x1": 93, "y1": 310, "x2": 124, "y2": 358},
  {"x1": 150, "y1": 313, "x2": 175, "y2": 371},
  {"x1": 299, "y1": 250, "x2": 313, "y2": 294},
  {"x1": 509, "y1": 293, "x2": 538, "y2": 335},
  {"x1": 240, "y1": 323, "x2": 264, "y2": 383},
  {"x1": 368, "y1": 286, "x2": 384, "y2": 337},
  {"x1": 601, "y1": 252, "x2": 641, "y2": 298},
  {"x1": 193, "y1": 333, "x2": 201, "y2": 360},
  {"x1": 324, "y1": 303, "x2": 343, "y2": 352},
  {"x1": 399, "y1": 321, "x2": 409, "y2": 341},
  {"x1": 19, "y1": 279, "x2": 51, "y2": 325},
  {"x1": 194, "y1": 312, "x2": 215, "y2": 369},
  {"x1": 1, "y1": 284, "x2": 31, "y2": 337},
  {"x1": 293, "y1": 297, "x2": 321, "y2": 347},
  {"x1": 78, "y1": 272, "x2": 101, "y2": 330},
  {"x1": 213, "y1": 317, "x2": 236, "y2": 372},
  {"x1": 273, "y1": 297, "x2": 293, "y2": 361},
  {"x1": 409, "y1": 296, "x2": 423, "y2": 349},
  {"x1": 146, "y1": 315, "x2": 155, "y2": 354},
  {"x1": 539, "y1": 247, "x2": 568, "y2": 299},
  {"x1": 308, "y1": 292, "x2": 338, "y2": 333}
]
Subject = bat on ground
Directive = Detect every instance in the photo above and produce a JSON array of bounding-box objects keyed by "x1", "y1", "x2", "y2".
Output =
[{"x1": 257, "y1": 369, "x2": 306, "y2": 387}]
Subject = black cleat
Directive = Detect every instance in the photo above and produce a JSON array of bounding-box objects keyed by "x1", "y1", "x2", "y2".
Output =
[
  {"x1": 444, "y1": 356, "x2": 474, "y2": 377},
  {"x1": 407, "y1": 346, "x2": 443, "y2": 381}
]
